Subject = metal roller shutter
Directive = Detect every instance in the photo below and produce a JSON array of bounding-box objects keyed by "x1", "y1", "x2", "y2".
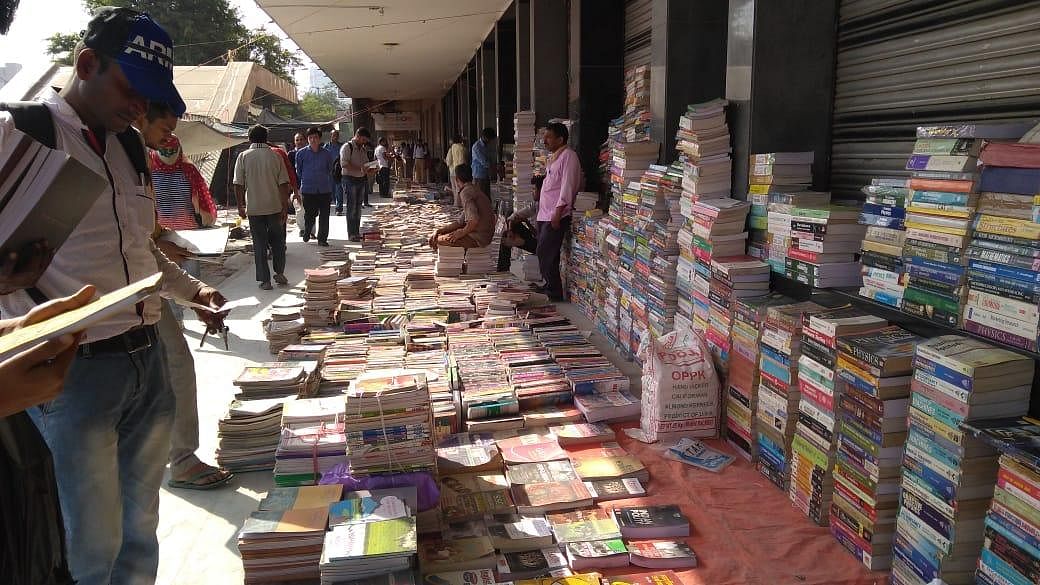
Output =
[
  {"x1": 624, "y1": 0, "x2": 652, "y2": 70},
  {"x1": 830, "y1": 0, "x2": 1040, "y2": 197}
]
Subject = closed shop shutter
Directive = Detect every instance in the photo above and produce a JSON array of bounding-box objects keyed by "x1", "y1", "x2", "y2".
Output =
[{"x1": 624, "y1": 0, "x2": 652, "y2": 70}]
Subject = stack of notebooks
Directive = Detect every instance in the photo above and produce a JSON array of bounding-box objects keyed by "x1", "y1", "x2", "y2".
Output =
[
  {"x1": 756, "y1": 301, "x2": 826, "y2": 490},
  {"x1": 451, "y1": 329, "x2": 522, "y2": 432},
  {"x1": 234, "y1": 362, "x2": 314, "y2": 400},
  {"x1": 789, "y1": 308, "x2": 887, "y2": 526},
  {"x1": 755, "y1": 152, "x2": 816, "y2": 271},
  {"x1": 976, "y1": 453, "x2": 1040, "y2": 585},
  {"x1": 216, "y1": 396, "x2": 292, "y2": 472},
  {"x1": 435, "y1": 246, "x2": 465, "y2": 277},
  {"x1": 890, "y1": 336, "x2": 1033, "y2": 585},
  {"x1": 344, "y1": 371, "x2": 436, "y2": 475},
  {"x1": 831, "y1": 326, "x2": 919, "y2": 571},
  {"x1": 704, "y1": 255, "x2": 770, "y2": 375},
  {"x1": 319, "y1": 488, "x2": 419, "y2": 583},
  {"x1": 964, "y1": 139, "x2": 1040, "y2": 351},
  {"x1": 265, "y1": 312, "x2": 306, "y2": 355},
  {"x1": 785, "y1": 205, "x2": 865, "y2": 288},
  {"x1": 274, "y1": 421, "x2": 348, "y2": 487},
  {"x1": 725, "y1": 294, "x2": 795, "y2": 460},
  {"x1": 858, "y1": 177, "x2": 909, "y2": 308},
  {"x1": 238, "y1": 485, "x2": 342, "y2": 584},
  {"x1": 303, "y1": 267, "x2": 341, "y2": 327}
]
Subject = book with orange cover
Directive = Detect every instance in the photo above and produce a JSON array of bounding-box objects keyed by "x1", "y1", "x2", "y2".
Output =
[
  {"x1": 511, "y1": 479, "x2": 593, "y2": 514},
  {"x1": 496, "y1": 433, "x2": 568, "y2": 464}
]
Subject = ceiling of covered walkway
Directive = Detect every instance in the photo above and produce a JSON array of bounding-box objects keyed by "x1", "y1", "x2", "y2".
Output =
[{"x1": 256, "y1": 0, "x2": 512, "y2": 100}]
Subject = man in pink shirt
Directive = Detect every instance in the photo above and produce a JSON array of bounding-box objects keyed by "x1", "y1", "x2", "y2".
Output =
[{"x1": 536, "y1": 122, "x2": 582, "y2": 301}]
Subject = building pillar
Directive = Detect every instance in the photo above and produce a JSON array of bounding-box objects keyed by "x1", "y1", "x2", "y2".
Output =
[
  {"x1": 529, "y1": 0, "x2": 568, "y2": 126},
  {"x1": 481, "y1": 34, "x2": 497, "y2": 135},
  {"x1": 496, "y1": 18, "x2": 517, "y2": 145},
  {"x1": 649, "y1": 0, "x2": 729, "y2": 162},
  {"x1": 516, "y1": 0, "x2": 531, "y2": 111},
  {"x1": 467, "y1": 58, "x2": 480, "y2": 139}
]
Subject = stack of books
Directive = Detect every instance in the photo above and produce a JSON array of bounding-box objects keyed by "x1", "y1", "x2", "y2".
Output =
[
  {"x1": 238, "y1": 506, "x2": 330, "y2": 583},
  {"x1": 858, "y1": 177, "x2": 909, "y2": 307},
  {"x1": 336, "y1": 276, "x2": 371, "y2": 322},
  {"x1": 675, "y1": 99, "x2": 732, "y2": 209},
  {"x1": 964, "y1": 140, "x2": 1040, "y2": 351},
  {"x1": 567, "y1": 213, "x2": 605, "y2": 320},
  {"x1": 303, "y1": 268, "x2": 340, "y2": 327},
  {"x1": 274, "y1": 422, "x2": 348, "y2": 487},
  {"x1": 320, "y1": 491, "x2": 418, "y2": 583},
  {"x1": 511, "y1": 110, "x2": 538, "y2": 281},
  {"x1": 704, "y1": 255, "x2": 770, "y2": 375},
  {"x1": 830, "y1": 326, "x2": 919, "y2": 571},
  {"x1": 465, "y1": 239, "x2": 499, "y2": 275},
  {"x1": 891, "y1": 336, "x2": 1034, "y2": 585},
  {"x1": 786, "y1": 206, "x2": 865, "y2": 288},
  {"x1": 265, "y1": 316, "x2": 306, "y2": 355},
  {"x1": 790, "y1": 308, "x2": 887, "y2": 526},
  {"x1": 756, "y1": 301, "x2": 826, "y2": 490},
  {"x1": 754, "y1": 152, "x2": 815, "y2": 271},
  {"x1": 610, "y1": 143, "x2": 660, "y2": 201},
  {"x1": 620, "y1": 65, "x2": 652, "y2": 142},
  {"x1": 976, "y1": 453, "x2": 1040, "y2": 585},
  {"x1": 726, "y1": 294, "x2": 795, "y2": 460},
  {"x1": 344, "y1": 371, "x2": 436, "y2": 476},
  {"x1": 684, "y1": 198, "x2": 751, "y2": 335},
  {"x1": 319, "y1": 245, "x2": 349, "y2": 263},
  {"x1": 450, "y1": 329, "x2": 522, "y2": 432},
  {"x1": 234, "y1": 363, "x2": 313, "y2": 400},
  {"x1": 435, "y1": 246, "x2": 465, "y2": 277},
  {"x1": 319, "y1": 338, "x2": 369, "y2": 393},
  {"x1": 216, "y1": 396, "x2": 292, "y2": 472}
]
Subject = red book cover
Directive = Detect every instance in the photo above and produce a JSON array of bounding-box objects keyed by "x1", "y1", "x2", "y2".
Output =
[
  {"x1": 496, "y1": 433, "x2": 568, "y2": 464},
  {"x1": 980, "y1": 142, "x2": 1040, "y2": 168}
]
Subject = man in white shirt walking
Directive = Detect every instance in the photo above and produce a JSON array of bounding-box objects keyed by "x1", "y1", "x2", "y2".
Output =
[
  {"x1": 234, "y1": 124, "x2": 291, "y2": 290},
  {"x1": 374, "y1": 137, "x2": 391, "y2": 198},
  {"x1": 413, "y1": 139, "x2": 428, "y2": 184}
]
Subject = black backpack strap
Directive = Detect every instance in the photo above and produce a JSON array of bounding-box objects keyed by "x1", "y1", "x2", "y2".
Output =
[
  {"x1": 115, "y1": 127, "x2": 150, "y2": 180},
  {"x1": 0, "y1": 101, "x2": 57, "y2": 149}
]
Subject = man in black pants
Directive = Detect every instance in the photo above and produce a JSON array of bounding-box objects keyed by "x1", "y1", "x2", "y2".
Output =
[
  {"x1": 534, "y1": 123, "x2": 582, "y2": 302},
  {"x1": 235, "y1": 125, "x2": 291, "y2": 289},
  {"x1": 294, "y1": 126, "x2": 337, "y2": 246}
]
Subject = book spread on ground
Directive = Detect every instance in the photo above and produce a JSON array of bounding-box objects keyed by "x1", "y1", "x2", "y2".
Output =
[{"x1": 0, "y1": 272, "x2": 162, "y2": 361}]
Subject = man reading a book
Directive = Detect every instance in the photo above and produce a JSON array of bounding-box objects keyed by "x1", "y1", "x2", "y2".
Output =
[
  {"x1": 427, "y1": 165, "x2": 496, "y2": 250},
  {"x1": 0, "y1": 9, "x2": 230, "y2": 585}
]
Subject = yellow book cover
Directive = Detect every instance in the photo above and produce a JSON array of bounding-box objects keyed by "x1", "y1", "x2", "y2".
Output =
[
  {"x1": 906, "y1": 204, "x2": 975, "y2": 219},
  {"x1": 572, "y1": 456, "x2": 646, "y2": 480},
  {"x1": 903, "y1": 220, "x2": 968, "y2": 237},
  {"x1": 974, "y1": 214, "x2": 1040, "y2": 240}
]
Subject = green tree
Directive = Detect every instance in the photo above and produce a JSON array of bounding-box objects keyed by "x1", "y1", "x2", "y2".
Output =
[
  {"x1": 46, "y1": 1, "x2": 301, "y2": 81},
  {"x1": 297, "y1": 88, "x2": 339, "y2": 122},
  {"x1": 46, "y1": 31, "x2": 82, "y2": 66}
]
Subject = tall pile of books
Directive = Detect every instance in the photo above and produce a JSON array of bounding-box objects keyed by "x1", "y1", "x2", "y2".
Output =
[
  {"x1": 435, "y1": 246, "x2": 464, "y2": 277},
  {"x1": 450, "y1": 329, "x2": 521, "y2": 432},
  {"x1": 343, "y1": 371, "x2": 436, "y2": 476},
  {"x1": 858, "y1": 178, "x2": 909, "y2": 307},
  {"x1": 621, "y1": 65, "x2": 651, "y2": 142},
  {"x1": 786, "y1": 205, "x2": 864, "y2": 288},
  {"x1": 676, "y1": 99, "x2": 732, "y2": 212},
  {"x1": 831, "y1": 326, "x2": 920, "y2": 571},
  {"x1": 705, "y1": 255, "x2": 769, "y2": 376},
  {"x1": 965, "y1": 139, "x2": 1040, "y2": 351},
  {"x1": 464, "y1": 231, "x2": 501, "y2": 275},
  {"x1": 303, "y1": 268, "x2": 340, "y2": 327},
  {"x1": 238, "y1": 503, "x2": 332, "y2": 583},
  {"x1": 216, "y1": 396, "x2": 291, "y2": 472},
  {"x1": 596, "y1": 220, "x2": 624, "y2": 349},
  {"x1": 726, "y1": 294, "x2": 794, "y2": 460},
  {"x1": 890, "y1": 336, "x2": 1034, "y2": 585},
  {"x1": 755, "y1": 152, "x2": 815, "y2": 272},
  {"x1": 511, "y1": 110, "x2": 540, "y2": 282},
  {"x1": 567, "y1": 212, "x2": 604, "y2": 320},
  {"x1": 756, "y1": 301, "x2": 825, "y2": 491},
  {"x1": 789, "y1": 309, "x2": 887, "y2": 526},
  {"x1": 976, "y1": 453, "x2": 1040, "y2": 585},
  {"x1": 684, "y1": 198, "x2": 752, "y2": 336}
]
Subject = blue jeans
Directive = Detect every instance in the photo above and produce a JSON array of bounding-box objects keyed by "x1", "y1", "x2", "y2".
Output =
[
  {"x1": 333, "y1": 178, "x2": 344, "y2": 212},
  {"x1": 343, "y1": 176, "x2": 366, "y2": 239},
  {"x1": 29, "y1": 331, "x2": 174, "y2": 585}
]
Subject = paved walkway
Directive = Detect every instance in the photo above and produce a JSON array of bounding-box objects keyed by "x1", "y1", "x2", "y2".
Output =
[{"x1": 154, "y1": 199, "x2": 643, "y2": 584}]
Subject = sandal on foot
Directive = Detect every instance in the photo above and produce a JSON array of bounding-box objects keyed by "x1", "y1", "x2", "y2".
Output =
[{"x1": 167, "y1": 466, "x2": 234, "y2": 491}]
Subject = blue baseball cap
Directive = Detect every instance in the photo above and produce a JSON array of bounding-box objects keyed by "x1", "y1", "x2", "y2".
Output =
[{"x1": 82, "y1": 7, "x2": 187, "y2": 117}]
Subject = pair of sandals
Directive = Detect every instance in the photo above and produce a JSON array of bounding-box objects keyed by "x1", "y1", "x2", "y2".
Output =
[{"x1": 167, "y1": 461, "x2": 234, "y2": 491}]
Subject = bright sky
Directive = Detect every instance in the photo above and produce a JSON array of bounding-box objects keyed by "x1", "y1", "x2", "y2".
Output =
[{"x1": 0, "y1": 0, "x2": 324, "y2": 91}]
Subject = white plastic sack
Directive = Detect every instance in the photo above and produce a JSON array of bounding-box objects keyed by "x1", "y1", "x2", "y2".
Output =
[{"x1": 633, "y1": 328, "x2": 721, "y2": 443}]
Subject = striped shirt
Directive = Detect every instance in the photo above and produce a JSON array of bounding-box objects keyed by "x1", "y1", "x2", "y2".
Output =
[{"x1": 154, "y1": 170, "x2": 200, "y2": 230}]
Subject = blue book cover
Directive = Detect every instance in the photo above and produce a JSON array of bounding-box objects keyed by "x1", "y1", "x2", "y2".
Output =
[
  {"x1": 980, "y1": 166, "x2": 1040, "y2": 196},
  {"x1": 985, "y1": 513, "x2": 1040, "y2": 558},
  {"x1": 862, "y1": 202, "x2": 907, "y2": 219},
  {"x1": 858, "y1": 212, "x2": 905, "y2": 229},
  {"x1": 968, "y1": 259, "x2": 1040, "y2": 284},
  {"x1": 968, "y1": 269, "x2": 1040, "y2": 294},
  {"x1": 911, "y1": 354, "x2": 973, "y2": 392},
  {"x1": 911, "y1": 190, "x2": 973, "y2": 205},
  {"x1": 979, "y1": 547, "x2": 1033, "y2": 585}
]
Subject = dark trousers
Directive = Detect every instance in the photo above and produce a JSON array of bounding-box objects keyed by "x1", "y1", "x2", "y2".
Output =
[
  {"x1": 249, "y1": 213, "x2": 286, "y2": 283},
  {"x1": 377, "y1": 167, "x2": 391, "y2": 197},
  {"x1": 364, "y1": 175, "x2": 372, "y2": 206},
  {"x1": 302, "y1": 192, "x2": 331, "y2": 243},
  {"x1": 343, "y1": 176, "x2": 366, "y2": 239},
  {"x1": 332, "y1": 179, "x2": 344, "y2": 213},
  {"x1": 536, "y1": 216, "x2": 571, "y2": 300},
  {"x1": 477, "y1": 178, "x2": 492, "y2": 200}
]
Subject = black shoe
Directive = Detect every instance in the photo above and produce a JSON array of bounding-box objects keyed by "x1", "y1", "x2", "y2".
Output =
[
  {"x1": 302, "y1": 236, "x2": 310, "y2": 242},
  {"x1": 336, "y1": 210, "x2": 344, "y2": 216},
  {"x1": 259, "y1": 281, "x2": 273, "y2": 290},
  {"x1": 318, "y1": 241, "x2": 330, "y2": 247}
]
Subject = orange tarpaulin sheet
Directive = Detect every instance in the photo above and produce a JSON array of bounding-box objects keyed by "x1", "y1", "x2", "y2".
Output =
[{"x1": 600, "y1": 422, "x2": 890, "y2": 585}]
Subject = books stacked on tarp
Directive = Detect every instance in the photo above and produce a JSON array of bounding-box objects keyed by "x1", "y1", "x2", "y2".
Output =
[
  {"x1": 513, "y1": 110, "x2": 536, "y2": 214},
  {"x1": 216, "y1": 396, "x2": 293, "y2": 472},
  {"x1": 435, "y1": 246, "x2": 465, "y2": 277},
  {"x1": 890, "y1": 336, "x2": 1033, "y2": 585},
  {"x1": 683, "y1": 198, "x2": 751, "y2": 335},
  {"x1": 858, "y1": 177, "x2": 909, "y2": 308},
  {"x1": 830, "y1": 326, "x2": 919, "y2": 571},
  {"x1": 756, "y1": 301, "x2": 826, "y2": 491},
  {"x1": 705, "y1": 255, "x2": 769, "y2": 375},
  {"x1": 964, "y1": 140, "x2": 1040, "y2": 351},
  {"x1": 303, "y1": 267, "x2": 340, "y2": 327},
  {"x1": 754, "y1": 152, "x2": 815, "y2": 271},
  {"x1": 726, "y1": 294, "x2": 795, "y2": 460},
  {"x1": 785, "y1": 205, "x2": 865, "y2": 288},
  {"x1": 789, "y1": 309, "x2": 887, "y2": 526},
  {"x1": 976, "y1": 453, "x2": 1040, "y2": 585},
  {"x1": 274, "y1": 421, "x2": 348, "y2": 487},
  {"x1": 234, "y1": 362, "x2": 315, "y2": 399},
  {"x1": 450, "y1": 329, "x2": 521, "y2": 432},
  {"x1": 320, "y1": 489, "x2": 418, "y2": 583},
  {"x1": 343, "y1": 371, "x2": 436, "y2": 476},
  {"x1": 238, "y1": 494, "x2": 336, "y2": 584}
]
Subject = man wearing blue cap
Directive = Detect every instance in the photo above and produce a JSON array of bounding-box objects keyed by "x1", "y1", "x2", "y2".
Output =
[{"x1": 0, "y1": 7, "x2": 228, "y2": 585}]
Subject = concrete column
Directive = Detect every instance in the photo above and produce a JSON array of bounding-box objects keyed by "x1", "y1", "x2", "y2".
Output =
[
  {"x1": 649, "y1": 0, "x2": 729, "y2": 162},
  {"x1": 515, "y1": 0, "x2": 531, "y2": 111},
  {"x1": 496, "y1": 19, "x2": 517, "y2": 145},
  {"x1": 467, "y1": 58, "x2": 480, "y2": 141},
  {"x1": 529, "y1": 0, "x2": 568, "y2": 126},
  {"x1": 481, "y1": 35, "x2": 497, "y2": 136}
]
